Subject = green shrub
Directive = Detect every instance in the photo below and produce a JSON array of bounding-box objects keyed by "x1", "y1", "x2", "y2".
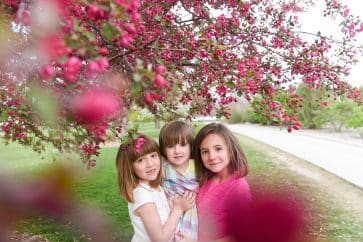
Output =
[
  {"x1": 346, "y1": 106, "x2": 363, "y2": 128},
  {"x1": 229, "y1": 108, "x2": 252, "y2": 124},
  {"x1": 316, "y1": 100, "x2": 356, "y2": 132}
]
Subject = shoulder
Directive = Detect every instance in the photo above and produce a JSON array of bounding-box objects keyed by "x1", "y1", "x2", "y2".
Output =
[
  {"x1": 131, "y1": 184, "x2": 158, "y2": 211},
  {"x1": 187, "y1": 159, "x2": 196, "y2": 171},
  {"x1": 133, "y1": 185, "x2": 154, "y2": 202},
  {"x1": 230, "y1": 177, "x2": 251, "y2": 200}
]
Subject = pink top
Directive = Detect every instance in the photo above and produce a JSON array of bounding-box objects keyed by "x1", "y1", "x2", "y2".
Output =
[{"x1": 197, "y1": 176, "x2": 251, "y2": 241}]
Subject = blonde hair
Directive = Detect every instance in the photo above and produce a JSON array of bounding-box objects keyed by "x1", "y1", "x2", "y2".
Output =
[
  {"x1": 159, "y1": 120, "x2": 195, "y2": 158},
  {"x1": 193, "y1": 123, "x2": 249, "y2": 186},
  {"x1": 116, "y1": 134, "x2": 162, "y2": 202}
]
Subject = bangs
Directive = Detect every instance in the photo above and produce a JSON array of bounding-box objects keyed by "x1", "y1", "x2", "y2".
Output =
[
  {"x1": 159, "y1": 122, "x2": 194, "y2": 147},
  {"x1": 162, "y1": 132, "x2": 189, "y2": 146},
  {"x1": 128, "y1": 136, "x2": 160, "y2": 162}
]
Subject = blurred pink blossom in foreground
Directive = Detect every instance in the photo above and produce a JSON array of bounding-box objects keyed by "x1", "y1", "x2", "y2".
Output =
[{"x1": 72, "y1": 87, "x2": 120, "y2": 125}]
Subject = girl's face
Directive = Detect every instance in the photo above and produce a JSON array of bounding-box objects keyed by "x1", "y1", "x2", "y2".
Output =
[
  {"x1": 133, "y1": 151, "x2": 161, "y2": 185},
  {"x1": 164, "y1": 142, "x2": 191, "y2": 170},
  {"x1": 200, "y1": 133, "x2": 231, "y2": 177}
]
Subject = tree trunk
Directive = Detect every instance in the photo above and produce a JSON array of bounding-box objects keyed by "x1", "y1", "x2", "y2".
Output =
[{"x1": 155, "y1": 119, "x2": 160, "y2": 129}]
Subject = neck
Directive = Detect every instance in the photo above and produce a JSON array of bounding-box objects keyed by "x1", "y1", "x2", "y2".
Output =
[
  {"x1": 213, "y1": 167, "x2": 233, "y2": 183},
  {"x1": 173, "y1": 160, "x2": 190, "y2": 173},
  {"x1": 139, "y1": 180, "x2": 150, "y2": 186}
]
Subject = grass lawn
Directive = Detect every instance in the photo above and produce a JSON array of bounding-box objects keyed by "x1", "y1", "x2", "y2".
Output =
[{"x1": 1, "y1": 121, "x2": 362, "y2": 241}]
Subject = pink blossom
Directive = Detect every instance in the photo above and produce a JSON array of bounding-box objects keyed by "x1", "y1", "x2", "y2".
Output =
[
  {"x1": 200, "y1": 50, "x2": 208, "y2": 58},
  {"x1": 155, "y1": 65, "x2": 166, "y2": 74},
  {"x1": 16, "y1": 8, "x2": 31, "y2": 26},
  {"x1": 97, "y1": 58, "x2": 109, "y2": 72},
  {"x1": 85, "y1": 61, "x2": 101, "y2": 79},
  {"x1": 216, "y1": 84, "x2": 227, "y2": 96},
  {"x1": 61, "y1": 15, "x2": 74, "y2": 34},
  {"x1": 72, "y1": 88, "x2": 120, "y2": 124},
  {"x1": 39, "y1": 64, "x2": 56, "y2": 79},
  {"x1": 165, "y1": 13, "x2": 174, "y2": 22},
  {"x1": 131, "y1": 12, "x2": 141, "y2": 23},
  {"x1": 144, "y1": 92, "x2": 153, "y2": 105},
  {"x1": 240, "y1": 3, "x2": 250, "y2": 14},
  {"x1": 133, "y1": 136, "x2": 145, "y2": 152},
  {"x1": 87, "y1": 4, "x2": 108, "y2": 21},
  {"x1": 246, "y1": 80, "x2": 253, "y2": 87},
  {"x1": 154, "y1": 74, "x2": 167, "y2": 88},
  {"x1": 118, "y1": 34, "x2": 133, "y2": 47},
  {"x1": 124, "y1": 23, "x2": 136, "y2": 35},
  {"x1": 98, "y1": 48, "x2": 109, "y2": 56},
  {"x1": 343, "y1": 7, "x2": 350, "y2": 17},
  {"x1": 63, "y1": 57, "x2": 82, "y2": 83},
  {"x1": 40, "y1": 35, "x2": 69, "y2": 60},
  {"x1": 238, "y1": 62, "x2": 247, "y2": 76}
]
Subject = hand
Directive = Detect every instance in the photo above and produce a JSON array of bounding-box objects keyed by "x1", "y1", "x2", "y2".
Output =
[
  {"x1": 176, "y1": 231, "x2": 196, "y2": 242},
  {"x1": 173, "y1": 191, "x2": 196, "y2": 212}
]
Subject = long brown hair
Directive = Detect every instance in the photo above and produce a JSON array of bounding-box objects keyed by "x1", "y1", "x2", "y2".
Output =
[
  {"x1": 159, "y1": 120, "x2": 195, "y2": 158},
  {"x1": 193, "y1": 123, "x2": 249, "y2": 186},
  {"x1": 116, "y1": 134, "x2": 162, "y2": 202}
]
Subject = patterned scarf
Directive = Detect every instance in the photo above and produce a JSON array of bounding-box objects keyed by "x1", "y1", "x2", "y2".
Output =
[{"x1": 163, "y1": 160, "x2": 199, "y2": 241}]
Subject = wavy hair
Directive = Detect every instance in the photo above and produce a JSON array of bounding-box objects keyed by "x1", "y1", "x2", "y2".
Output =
[
  {"x1": 116, "y1": 134, "x2": 162, "y2": 202},
  {"x1": 193, "y1": 123, "x2": 249, "y2": 186}
]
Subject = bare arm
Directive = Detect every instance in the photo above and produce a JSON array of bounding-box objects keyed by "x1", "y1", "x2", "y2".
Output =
[{"x1": 135, "y1": 191, "x2": 195, "y2": 242}]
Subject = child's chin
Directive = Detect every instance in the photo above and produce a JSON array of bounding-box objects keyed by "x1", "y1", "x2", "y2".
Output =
[{"x1": 170, "y1": 160, "x2": 188, "y2": 166}]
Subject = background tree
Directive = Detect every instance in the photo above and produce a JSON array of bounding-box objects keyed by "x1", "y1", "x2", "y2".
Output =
[
  {"x1": 316, "y1": 100, "x2": 356, "y2": 132},
  {"x1": 1, "y1": 0, "x2": 362, "y2": 165},
  {"x1": 345, "y1": 105, "x2": 363, "y2": 129},
  {"x1": 296, "y1": 83, "x2": 329, "y2": 129}
]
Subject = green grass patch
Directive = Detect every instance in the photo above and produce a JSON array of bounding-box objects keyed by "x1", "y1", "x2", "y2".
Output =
[{"x1": 3, "y1": 121, "x2": 363, "y2": 241}]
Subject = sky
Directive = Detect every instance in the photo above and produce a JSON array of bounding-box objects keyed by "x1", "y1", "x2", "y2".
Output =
[{"x1": 300, "y1": 0, "x2": 363, "y2": 87}]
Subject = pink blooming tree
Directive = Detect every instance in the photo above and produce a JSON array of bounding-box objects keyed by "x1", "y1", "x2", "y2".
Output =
[{"x1": 1, "y1": 0, "x2": 362, "y2": 166}]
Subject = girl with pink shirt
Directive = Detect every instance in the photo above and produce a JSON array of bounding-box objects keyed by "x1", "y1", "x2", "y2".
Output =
[{"x1": 191, "y1": 123, "x2": 251, "y2": 241}]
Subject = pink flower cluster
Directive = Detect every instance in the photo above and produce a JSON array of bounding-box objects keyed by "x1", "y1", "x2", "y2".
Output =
[
  {"x1": 133, "y1": 136, "x2": 145, "y2": 153},
  {"x1": 71, "y1": 87, "x2": 120, "y2": 125},
  {"x1": 85, "y1": 58, "x2": 110, "y2": 79}
]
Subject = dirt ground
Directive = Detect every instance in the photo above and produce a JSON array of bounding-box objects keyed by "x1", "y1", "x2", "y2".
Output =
[{"x1": 237, "y1": 133, "x2": 363, "y2": 220}]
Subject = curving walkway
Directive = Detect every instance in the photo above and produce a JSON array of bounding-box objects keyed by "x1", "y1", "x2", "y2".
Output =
[{"x1": 227, "y1": 123, "x2": 363, "y2": 189}]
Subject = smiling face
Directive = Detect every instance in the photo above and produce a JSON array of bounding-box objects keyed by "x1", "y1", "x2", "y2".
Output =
[
  {"x1": 132, "y1": 151, "x2": 161, "y2": 185},
  {"x1": 200, "y1": 133, "x2": 231, "y2": 178},
  {"x1": 164, "y1": 142, "x2": 191, "y2": 171}
]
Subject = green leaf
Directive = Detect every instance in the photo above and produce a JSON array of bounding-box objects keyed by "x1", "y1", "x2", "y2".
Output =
[
  {"x1": 135, "y1": 59, "x2": 144, "y2": 69},
  {"x1": 133, "y1": 73, "x2": 142, "y2": 82},
  {"x1": 84, "y1": 31, "x2": 95, "y2": 42},
  {"x1": 73, "y1": 18, "x2": 82, "y2": 32},
  {"x1": 154, "y1": 15, "x2": 162, "y2": 22},
  {"x1": 25, "y1": 84, "x2": 60, "y2": 128},
  {"x1": 131, "y1": 82, "x2": 142, "y2": 96},
  {"x1": 103, "y1": 23, "x2": 115, "y2": 41},
  {"x1": 0, "y1": 110, "x2": 9, "y2": 122},
  {"x1": 226, "y1": 80, "x2": 235, "y2": 88},
  {"x1": 139, "y1": 68, "x2": 154, "y2": 79}
]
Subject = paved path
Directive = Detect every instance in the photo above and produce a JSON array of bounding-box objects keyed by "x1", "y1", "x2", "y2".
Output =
[{"x1": 227, "y1": 123, "x2": 363, "y2": 189}]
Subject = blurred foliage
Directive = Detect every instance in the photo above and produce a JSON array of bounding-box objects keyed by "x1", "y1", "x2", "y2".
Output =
[
  {"x1": 315, "y1": 100, "x2": 357, "y2": 132},
  {"x1": 296, "y1": 83, "x2": 329, "y2": 129},
  {"x1": 228, "y1": 108, "x2": 253, "y2": 124}
]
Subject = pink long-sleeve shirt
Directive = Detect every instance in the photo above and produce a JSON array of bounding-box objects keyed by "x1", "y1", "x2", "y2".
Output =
[{"x1": 197, "y1": 176, "x2": 251, "y2": 241}]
